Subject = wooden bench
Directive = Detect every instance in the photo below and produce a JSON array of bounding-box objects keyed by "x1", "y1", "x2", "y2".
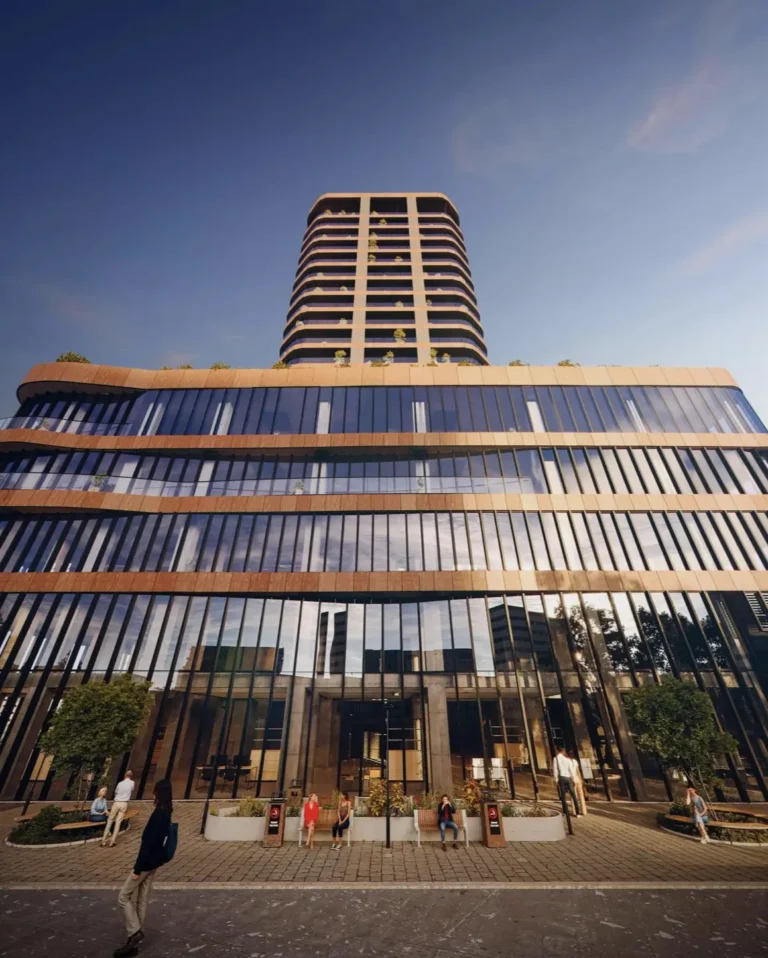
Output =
[
  {"x1": 666, "y1": 813, "x2": 768, "y2": 843},
  {"x1": 414, "y1": 809, "x2": 468, "y2": 848},
  {"x1": 298, "y1": 807, "x2": 353, "y2": 846},
  {"x1": 14, "y1": 802, "x2": 81, "y2": 823},
  {"x1": 713, "y1": 806, "x2": 768, "y2": 824},
  {"x1": 52, "y1": 808, "x2": 138, "y2": 833}
]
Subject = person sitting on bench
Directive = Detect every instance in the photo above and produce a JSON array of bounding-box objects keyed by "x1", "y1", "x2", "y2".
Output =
[
  {"x1": 437, "y1": 794, "x2": 459, "y2": 850},
  {"x1": 89, "y1": 787, "x2": 109, "y2": 823},
  {"x1": 331, "y1": 792, "x2": 352, "y2": 850}
]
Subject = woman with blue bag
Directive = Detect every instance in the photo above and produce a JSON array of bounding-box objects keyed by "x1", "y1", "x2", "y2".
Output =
[{"x1": 114, "y1": 779, "x2": 178, "y2": 957}]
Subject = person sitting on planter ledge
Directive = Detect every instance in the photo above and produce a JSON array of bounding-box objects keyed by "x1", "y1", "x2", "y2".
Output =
[{"x1": 437, "y1": 794, "x2": 459, "y2": 850}]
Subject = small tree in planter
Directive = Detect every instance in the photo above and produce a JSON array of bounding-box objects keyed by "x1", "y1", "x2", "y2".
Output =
[
  {"x1": 368, "y1": 253, "x2": 377, "y2": 263},
  {"x1": 383, "y1": 351, "x2": 394, "y2": 365},
  {"x1": 210, "y1": 362, "x2": 231, "y2": 370},
  {"x1": 39, "y1": 674, "x2": 152, "y2": 804},
  {"x1": 334, "y1": 349, "x2": 348, "y2": 366},
  {"x1": 393, "y1": 328, "x2": 406, "y2": 343},
  {"x1": 56, "y1": 351, "x2": 91, "y2": 364},
  {"x1": 272, "y1": 360, "x2": 288, "y2": 369},
  {"x1": 461, "y1": 779, "x2": 482, "y2": 816},
  {"x1": 441, "y1": 352, "x2": 451, "y2": 363},
  {"x1": 557, "y1": 359, "x2": 579, "y2": 367},
  {"x1": 178, "y1": 363, "x2": 193, "y2": 369},
  {"x1": 457, "y1": 359, "x2": 473, "y2": 366},
  {"x1": 90, "y1": 473, "x2": 108, "y2": 491},
  {"x1": 367, "y1": 779, "x2": 408, "y2": 816},
  {"x1": 624, "y1": 677, "x2": 737, "y2": 789},
  {"x1": 427, "y1": 347, "x2": 438, "y2": 367},
  {"x1": 508, "y1": 359, "x2": 528, "y2": 366}
]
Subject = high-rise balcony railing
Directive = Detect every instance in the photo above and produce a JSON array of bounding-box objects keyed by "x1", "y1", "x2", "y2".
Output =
[{"x1": 0, "y1": 415, "x2": 128, "y2": 436}]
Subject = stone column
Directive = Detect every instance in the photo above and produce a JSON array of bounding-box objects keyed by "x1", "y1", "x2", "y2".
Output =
[{"x1": 424, "y1": 678, "x2": 453, "y2": 792}]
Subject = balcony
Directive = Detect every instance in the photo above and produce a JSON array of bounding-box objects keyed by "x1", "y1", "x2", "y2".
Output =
[{"x1": 0, "y1": 415, "x2": 128, "y2": 436}]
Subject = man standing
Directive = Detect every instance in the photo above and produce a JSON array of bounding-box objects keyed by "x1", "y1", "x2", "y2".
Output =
[
  {"x1": 102, "y1": 770, "x2": 134, "y2": 847},
  {"x1": 553, "y1": 747, "x2": 580, "y2": 817}
]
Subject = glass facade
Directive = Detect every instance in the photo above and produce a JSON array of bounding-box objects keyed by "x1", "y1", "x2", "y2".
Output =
[
  {"x1": 1, "y1": 589, "x2": 767, "y2": 804},
  {"x1": 6, "y1": 383, "x2": 765, "y2": 436},
  {"x1": 2, "y1": 508, "x2": 768, "y2": 575},
  {"x1": 3, "y1": 445, "x2": 768, "y2": 497}
]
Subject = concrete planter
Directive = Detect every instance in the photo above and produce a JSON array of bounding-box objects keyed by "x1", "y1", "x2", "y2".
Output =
[
  {"x1": 350, "y1": 817, "x2": 415, "y2": 842},
  {"x1": 204, "y1": 807, "x2": 265, "y2": 842},
  {"x1": 502, "y1": 811, "x2": 566, "y2": 842}
]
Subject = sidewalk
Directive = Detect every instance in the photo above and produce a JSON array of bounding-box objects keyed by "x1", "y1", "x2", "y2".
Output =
[{"x1": 2, "y1": 801, "x2": 767, "y2": 886}]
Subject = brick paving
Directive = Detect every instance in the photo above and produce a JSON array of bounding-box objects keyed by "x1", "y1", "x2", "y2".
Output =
[{"x1": 2, "y1": 800, "x2": 767, "y2": 886}]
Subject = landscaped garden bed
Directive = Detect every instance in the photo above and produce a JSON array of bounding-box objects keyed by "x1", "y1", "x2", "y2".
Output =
[
  {"x1": 7, "y1": 805, "x2": 130, "y2": 847},
  {"x1": 659, "y1": 801, "x2": 768, "y2": 845}
]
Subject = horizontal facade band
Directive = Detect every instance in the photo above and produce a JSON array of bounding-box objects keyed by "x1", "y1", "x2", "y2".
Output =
[
  {"x1": 3, "y1": 428, "x2": 768, "y2": 455},
  {"x1": 3, "y1": 567, "x2": 768, "y2": 593},
  {"x1": 17, "y1": 362, "x2": 739, "y2": 401},
  {"x1": 2, "y1": 488, "x2": 768, "y2": 515}
]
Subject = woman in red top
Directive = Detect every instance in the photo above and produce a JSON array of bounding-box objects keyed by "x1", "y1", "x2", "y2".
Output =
[{"x1": 303, "y1": 793, "x2": 320, "y2": 849}]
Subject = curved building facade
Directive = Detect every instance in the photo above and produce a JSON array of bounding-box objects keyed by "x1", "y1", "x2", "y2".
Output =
[{"x1": 1, "y1": 193, "x2": 768, "y2": 807}]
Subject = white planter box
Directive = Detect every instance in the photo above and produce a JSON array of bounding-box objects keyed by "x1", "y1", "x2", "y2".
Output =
[
  {"x1": 205, "y1": 807, "x2": 265, "y2": 842},
  {"x1": 350, "y1": 817, "x2": 415, "y2": 842},
  {"x1": 503, "y1": 812, "x2": 566, "y2": 842}
]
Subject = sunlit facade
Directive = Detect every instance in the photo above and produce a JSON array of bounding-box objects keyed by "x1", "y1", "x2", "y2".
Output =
[{"x1": 1, "y1": 192, "x2": 768, "y2": 805}]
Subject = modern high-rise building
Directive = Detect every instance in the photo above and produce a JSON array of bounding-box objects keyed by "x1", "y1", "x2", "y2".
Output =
[
  {"x1": 1, "y1": 191, "x2": 768, "y2": 807},
  {"x1": 281, "y1": 193, "x2": 486, "y2": 367}
]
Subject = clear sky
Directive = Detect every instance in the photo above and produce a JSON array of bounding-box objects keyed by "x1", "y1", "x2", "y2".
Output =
[{"x1": 2, "y1": 0, "x2": 767, "y2": 419}]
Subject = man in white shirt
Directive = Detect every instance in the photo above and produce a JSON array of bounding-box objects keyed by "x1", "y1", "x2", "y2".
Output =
[
  {"x1": 101, "y1": 770, "x2": 135, "y2": 847},
  {"x1": 552, "y1": 747, "x2": 580, "y2": 817}
]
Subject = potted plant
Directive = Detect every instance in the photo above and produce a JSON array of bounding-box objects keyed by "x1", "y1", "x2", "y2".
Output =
[
  {"x1": 323, "y1": 208, "x2": 331, "y2": 214},
  {"x1": 395, "y1": 301, "x2": 403, "y2": 308},
  {"x1": 427, "y1": 347, "x2": 438, "y2": 366},
  {"x1": 205, "y1": 797, "x2": 268, "y2": 842},
  {"x1": 508, "y1": 359, "x2": 528, "y2": 366},
  {"x1": 296, "y1": 320, "x2": 304, "y2": 327},
  {"x1": 395, "y1": 255, "x2": 403, "y2": 262},
  {"x1": 383, "y1": 351, "x2": 394, "y2": 365},
  {"x1": 334, "y1": 349, "x2": 348, "y2": 366},
  {"x1": 441, "y1": 352, "x2": 451, "y2": 363},
  {"x1": 339, "y1": 317, "x2": 348, "y2": 324},
  {"x1": 426, "y1": 298, "x2": 433, "y2": 306},
  {"x1": 393, "y1": 328, "x2": 406, "y2": 342},
  {"x1": 340, "y1": 285, "x2": 348, "y2": 292},
  {"x1": 379, "y1": 218, "x2": 387, "y2": 225},
  {"x1": 458, "y1": 359, "x2": 473, "y2": 366},
  {"x1": 293, "y1": 479, "x2": 306, "y2": 495},
  {"x1": 90, "y1": 473, "x2": 108, "y2": 491},
  {"x1": 272, "y1": 360, "x2": 288, "y2": 369},
  {"x1": 368, "y1": 254, "x2": 377, "y2": 263}
]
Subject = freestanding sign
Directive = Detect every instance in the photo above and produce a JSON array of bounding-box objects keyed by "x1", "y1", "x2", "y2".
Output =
[
  {"x1": 263, "y1": 799, "x2": 286, "y2": 847},
  {"x1": 481, "y1": 800, "x2": 506, "y2": 847}
]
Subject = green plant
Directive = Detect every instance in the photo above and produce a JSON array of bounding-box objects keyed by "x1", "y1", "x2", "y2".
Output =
[
  {"x1": 90, "y1": 474, "x2": 108, "y2": 489},
  {"x1": 160, "y1": 365, "x2": 171, "y2": 370},
  {"x1": 56, "y1": 352, "x2": 90, "y2": 364},
  {"x1": 379, "y1": 218, "x2": 387, "y2": 225},
  {"x1": 368, "y1": 253, "x2": 376, "y2": 262},
  {"x1": 441, "y1": 352, "x2": 451, "y2": 363},
  {"x1": 393, "y1": 328, "x2": 406, "y2": 341},
  {"x1": 272, "y1": 360, "x2": 288, "y2": 369},
  {"x1": 501, "y1": 802, "x2": 552, "y2": 817},
  {"x1": 508, "y1": 359, "x2": 528, "y2": 366},
  {"x1": 457, "y1": 359, "x2": 472, "y2": 366},
  {"x1": 370, "y1": 359, "x2": 385, "y2": 367},
  {"x1": 395, "y1": 300, "x2": 403, "y2": 307},
  {"x1": 238, "y1": 797, "x2": 266, "y2": 817},
  {"x1": 383, "y1": 350, "x2": 394, "y2": 363},
  {"x1": 414, "y1": 792, "x2": 438, "y2": 809},
  {"x1": 209, "y1": 807, "x2": 219, "y2": 816},
  {"x1": 394, "y1": 255, "x2": 403, "y2": 262},
  {"x1": 366, "y1": 779, "x2": 407, "y2": 816},
  {"x1": 39, "y1": 674, "x2": 152, "y2": 803},
  {"x1": 556, "y1": 359, "x2": 579, "y2": 367},
  {"x1": 210, "y1": 362, "x2": 231, "y2": 370},
  {"x1": 461, "y1": 779, "x2": 482, "y2": 816},
  {"x1": 334, "y1": 349, "x2": 348, "y2": 361},
  {"x1": 178, "y1": 363, "x2": 193, "y2": 370},
  {"x1": 624, "y1": 677, "x2": 738, "y2": 787}
]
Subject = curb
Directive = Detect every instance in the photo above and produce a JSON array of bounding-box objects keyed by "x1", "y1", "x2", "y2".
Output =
[{"x1": 2, "y1": 881, "x2": 768, "y2": 891}]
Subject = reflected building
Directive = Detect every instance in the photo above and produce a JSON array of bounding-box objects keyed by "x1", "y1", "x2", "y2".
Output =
[{"x1": 1, "y1": 192, "x2": 768, "y2": 805}]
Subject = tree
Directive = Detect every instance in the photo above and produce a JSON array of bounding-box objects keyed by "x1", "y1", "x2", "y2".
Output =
[
  {"x1": 39, "y1": 674, "x2": 152, "y2": 802},
  {"x1": 623, "y1": 677, "x2": 737, "y2": 786},
  {"x1": 508, "y1": 359, "x2": 528, "y2": 366},
  {"x1": 56, "y1": 351, "x2": 91, "y2": 364},
  {"x1": 557, "y1": 359, "x2": 580, "y2": 367},
  {"x1": 272, "y1": 360, "x2": 288, "y2": 369},
  {"x1": 210, "y1": 362, "x2": 231, "y2": 370},
  {"x1": 177, "y1": 363, "x2": 193, "y2": 369}
]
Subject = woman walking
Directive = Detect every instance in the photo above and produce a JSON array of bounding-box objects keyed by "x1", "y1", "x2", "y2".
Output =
[
  {"x1": 114, "y1": 779, "x2": 174, "y2": 957},
  {"x1": 331, "y1": 791, "x2": 352, "y2": 849}
]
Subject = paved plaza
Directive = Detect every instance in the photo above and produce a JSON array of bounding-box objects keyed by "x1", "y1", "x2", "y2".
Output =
[
  {"x1": 2, "y1": 800, "x2": 768, "y2": 887},
  {"x1": 1, "y1": 887, "x2": 767, "y2": 958}
]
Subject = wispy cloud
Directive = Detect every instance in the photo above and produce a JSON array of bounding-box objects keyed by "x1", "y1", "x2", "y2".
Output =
[
  {"x1": 626, "y1": 62, "x2": 727, "y2": 153},
  {"x1": 679, "y1": 213, "x2": 768, "y2": 275},
  {"x1": 0, "y1": 277, "x2": 116, "y2": 329},
  {"x1": 451, "y1": 99, "x2": 540, "y2": 176}
]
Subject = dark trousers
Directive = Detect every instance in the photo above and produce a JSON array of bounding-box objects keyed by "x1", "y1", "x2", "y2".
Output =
[
  {"x1": 558, "y1": 777, "x2": 579, "y2": 814},
  {"x1": 332, "y1": 819, "x2": 350, "y2": 839}
]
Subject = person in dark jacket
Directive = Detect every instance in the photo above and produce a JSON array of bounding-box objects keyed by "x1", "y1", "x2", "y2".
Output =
[
  {"x1": 114, "y1": 779, "x2": 173, "y2": 958},
  {"x1": 437, "y1": 794, "x2": 459, "y2": 850}
]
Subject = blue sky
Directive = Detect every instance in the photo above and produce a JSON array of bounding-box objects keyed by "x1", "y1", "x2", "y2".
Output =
[{"x1": 1, "y1": 0, "x2": 767, "y2": 418}]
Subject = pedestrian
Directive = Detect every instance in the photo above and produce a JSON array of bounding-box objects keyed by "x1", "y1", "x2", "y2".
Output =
[
  {"x1": 568, "y1": 750, "x2": 587, "y2": 816},
  {"x1": 88, "y1": 786, "x2": 109, "y2": 823},
  {"x1": 553, "y1": 747, "x2": 580, "y2": 817},
  {"x1": 102, "y1": 770, "x2": 135, "y2": 847},
  {"x1": 331, "y1": 791, "x2": 352, "y2": 849},
  {"x1": 114, "y1": 778, "x2": 174, "y2": 958},
  {"x1": 686, "y1": 786, "x2": 711, "y2": 844},
  {"x1": 303, "y1": 792, "x2": 319, "y2": 849},
  {"x1": 437, "y1": 793, "x2": 460, "y2": 850}
]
